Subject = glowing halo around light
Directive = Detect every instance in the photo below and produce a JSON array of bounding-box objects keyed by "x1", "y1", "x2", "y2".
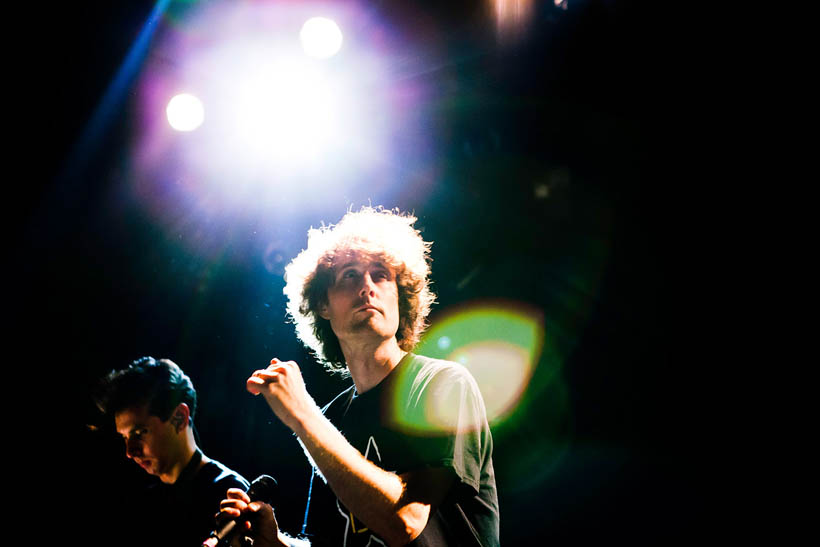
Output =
[
  {"x1": 300, "y1": 17, "x2": 343, "y2": 59},
  {"x1": 166, "y1": 93, "x2": 204, "y2": 131},
  {"x1": 131, "y1": 1, "x2": 428, "y2": 237}
]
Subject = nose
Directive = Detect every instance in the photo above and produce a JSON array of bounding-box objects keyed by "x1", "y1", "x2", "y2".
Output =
[
  {"x1": 359, "y1": 272, "x2": 376, "y2": 298},
  {"x1": 125, "y1": 438, "x2": 142, "y2": 459}
]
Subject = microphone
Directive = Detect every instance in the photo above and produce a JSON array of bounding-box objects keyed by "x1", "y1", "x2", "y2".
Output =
[{"x1": 201, "y1": 474, "x2": 278, "y2": 547}]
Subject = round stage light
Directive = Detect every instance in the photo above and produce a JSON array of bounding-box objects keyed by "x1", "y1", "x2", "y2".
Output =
[
  {"x1": 166, "y1": 93, "x2": 204, "y2": 132},
  {"x1": 300, "y1": 17, "x2": 343, "y2": 59}
]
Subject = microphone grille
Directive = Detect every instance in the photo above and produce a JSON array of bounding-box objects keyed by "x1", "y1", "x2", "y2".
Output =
[{"x1": 247, "y1": 474, "x2": 278, "y2": 506}]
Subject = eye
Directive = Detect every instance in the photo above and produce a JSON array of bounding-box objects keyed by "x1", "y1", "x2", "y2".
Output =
[{"x1": 341, "y1": 269, "x2": 360, "y2": 282}]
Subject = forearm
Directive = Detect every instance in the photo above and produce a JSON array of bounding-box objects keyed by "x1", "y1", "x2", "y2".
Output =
[
  {"x1": 248, "y1": 359, "x2": 431, "y2": 544},
  {"x1": 293, "y1": 408, "x2": 428, "y2": 545}
]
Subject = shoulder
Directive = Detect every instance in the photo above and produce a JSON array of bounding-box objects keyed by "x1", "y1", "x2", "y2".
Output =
[
  {"x1": 390, "y1": 354, "x2": 487, "y2": 432},
  {"x1": 398, "y1": 353, "x2": 483, "y2": 400},
  {"x1": 200, "y1": 458, "x2": 250, "y2": 490}
]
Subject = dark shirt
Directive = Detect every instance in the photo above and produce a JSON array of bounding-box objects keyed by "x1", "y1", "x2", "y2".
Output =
[
  {"x1": 128, "y1": 449, "x2": 249, "y2": 547},
  {"x1": 303, "y1": 353, "x2": 500, "y2": 546}
]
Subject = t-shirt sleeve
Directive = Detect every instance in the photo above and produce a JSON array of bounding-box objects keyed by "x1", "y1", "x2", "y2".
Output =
[
  {"x1": 207, "y1": 467, "x2": 251, "y2": 513},
  {"x1": 401, "y1": 364, "x2": 493, "y2": 496},
  {"x1": 218, "y1": 469, "x2": 251, "y2": 495}
]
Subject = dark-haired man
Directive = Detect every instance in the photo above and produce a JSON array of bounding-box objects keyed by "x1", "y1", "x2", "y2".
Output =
[{"x1": 97, "y1": 356, "x2": 249, "y2": 546}]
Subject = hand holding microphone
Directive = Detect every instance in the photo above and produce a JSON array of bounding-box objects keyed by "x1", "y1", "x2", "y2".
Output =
[{"x1": 202, "y1": 475, "x2": 280, "y2": 547}]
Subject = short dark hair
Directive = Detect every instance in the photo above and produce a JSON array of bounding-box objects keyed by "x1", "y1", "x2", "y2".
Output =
[{"x1": 96, "y1": 357, "x2": 197, "y2": 422}]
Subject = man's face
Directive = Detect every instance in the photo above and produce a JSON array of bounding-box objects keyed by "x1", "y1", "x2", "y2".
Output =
[
  {"x1": 114, "y1": 405, "x2": 181, "y2": 480},
  {"x1": 321, "y1": 256, "x2": 400, "y2": 344}
]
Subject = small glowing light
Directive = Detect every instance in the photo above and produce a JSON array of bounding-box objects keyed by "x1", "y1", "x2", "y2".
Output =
[
  {"x1": 166, "y1": 93, "x2": 204, "y2": 132},
  {"x1": 300, "y1": 17, "x2": 343, "y2": 59},
  {"x1": 437, "y1": 336, "x2": 452, "y2": 350},
  {"x1": 493, "y1": 0, "x2": 535, "y2": 42}
]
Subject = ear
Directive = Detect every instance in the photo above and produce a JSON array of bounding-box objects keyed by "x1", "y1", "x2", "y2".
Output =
[
  {"x1": 318, "y1": 305, "x2": 330, "y2": 320},
  {"x1": 170, "y1": 403, "x2": 190, "y2": 433}
]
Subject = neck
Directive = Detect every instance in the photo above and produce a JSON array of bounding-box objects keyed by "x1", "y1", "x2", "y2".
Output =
[
  {"x1": 341, "y1": 337, "x2": 407, "y2": 394},
  {"x1": 159, "y1": 430, "x2": 202, "y2": 484}
]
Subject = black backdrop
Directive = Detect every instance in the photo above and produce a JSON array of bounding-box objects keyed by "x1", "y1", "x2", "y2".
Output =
[{"x1": 16, "y1": 1, "x2": 705, "y2": 544}]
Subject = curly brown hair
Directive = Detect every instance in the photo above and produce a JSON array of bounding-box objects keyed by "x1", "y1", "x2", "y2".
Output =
[{"x1": 283, "y1": 207, "x2": 435, "y2": 374}]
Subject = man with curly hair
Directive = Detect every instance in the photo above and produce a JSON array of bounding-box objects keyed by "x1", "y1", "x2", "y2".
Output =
[{"x1": 220, "y1": 207, "x2": 499, "y2": 546}]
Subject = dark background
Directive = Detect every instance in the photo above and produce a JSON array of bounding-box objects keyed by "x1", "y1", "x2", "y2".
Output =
[{"x1": 17, "y1": 0, "x2": 705, "y2": 544}]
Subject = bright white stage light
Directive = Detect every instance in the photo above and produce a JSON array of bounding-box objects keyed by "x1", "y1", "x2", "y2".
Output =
[
  {"x1": 166, "y1": 93, "x2": 205, "y2": 131},
  {"x1": 300, "y1": 17, "x2": 343, "y2": 59},
  {"x1": 233, "y1": 62, "x2": 339, "y2": 166},
  {"x1": 136, "y1": 1, "x2": 397, "y2": 207}
]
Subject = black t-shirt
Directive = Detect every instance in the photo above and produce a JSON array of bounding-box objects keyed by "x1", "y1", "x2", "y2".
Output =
[
  {"x1": 127, "y1": 450, "x2": 250, "y2": 547},
  {"x1": 303, "y1": 353, "x2": 500, "y2": 546}
]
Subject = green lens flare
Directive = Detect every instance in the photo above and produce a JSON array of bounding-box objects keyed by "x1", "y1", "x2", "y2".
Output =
[{"x1": 415, "y1": 301, "x2": 545, "y2": 425}]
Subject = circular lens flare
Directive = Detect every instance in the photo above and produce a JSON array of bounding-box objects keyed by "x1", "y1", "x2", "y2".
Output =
[
  {"x1": 449, "y1": 340, "x2": 532, "y2": 421},
  {"x1": 166, "y1": 93, "x2": 205, "y2": 132},
  {"x1": 415, "y1": 301, "x2": 545, "y2": 425},
  {"x1": 300, "y1": 17, "x2": 343, "y2": 59}
]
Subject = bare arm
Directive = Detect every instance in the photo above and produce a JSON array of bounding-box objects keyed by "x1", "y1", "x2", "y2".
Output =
[{"x1": 248, "y1": 360, "x2": 456, "y2": 546}]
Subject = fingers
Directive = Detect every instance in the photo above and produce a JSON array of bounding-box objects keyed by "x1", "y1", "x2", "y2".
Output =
[
  {"x1": 215, "y1": 489, "x2": 281, "y2": 547},
  {"x1": 247, "y1": 502, "x2": 281, "y2": 541},
  {"x1": 267, "y1": 358, "x2": 300, "y2": 371},
  {"x1": 219, "y1": 500, "x2": 247, "y2": 518},
  {"x1": 227, "y1": 488, "x2": 250, "y2": 502},
  {"x1": 246, "y1": 359, "x2": 298, "y2": 395},
  {"x1": 216, "y1": 501, "x2": 279, "y2": 542},
  {"x1": 248, "y1": 501, "x2": 273, "y2": 515},
  {"x1": 247, "y1": 371, "x2": 278, "y2": 395},
  {"x1": 218, "y1": 506, "x2": 242, "y2": 519},
  {"x1": 246, "y1": 372, "x2": 265, "y2": 394},
  {"x1": 217, "y1": 487, "x2": 251, "y2": 518}
]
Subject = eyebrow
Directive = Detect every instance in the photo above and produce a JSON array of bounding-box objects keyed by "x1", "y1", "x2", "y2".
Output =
[
  {"x1": 335, "y1": 261, "x2": 389, "y2": 277},
  {"x1": 117, "y1": 424, "x2": 146, "y2": 437}
]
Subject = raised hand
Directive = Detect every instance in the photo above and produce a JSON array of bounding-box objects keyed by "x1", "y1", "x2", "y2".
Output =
[{"x1": 247, "y1": 358, "x2": 321, "y2": 433}]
